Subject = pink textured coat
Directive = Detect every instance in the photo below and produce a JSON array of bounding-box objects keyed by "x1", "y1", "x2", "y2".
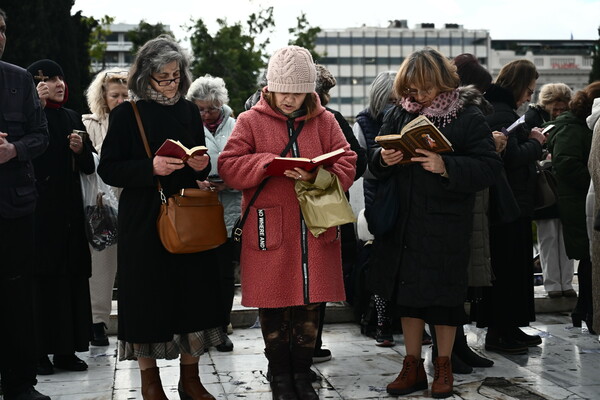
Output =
[{"x1": 218, "y1": 95, "x2": 357, "y2": 308}]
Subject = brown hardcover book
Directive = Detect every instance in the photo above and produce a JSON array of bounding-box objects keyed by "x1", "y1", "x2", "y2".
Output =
[
  {"x1": 375, "y1": 115, "x2": 453, "y2": 165},
  {"x1": 155, "y1": 139, "x2": 208, "y2": 161},
  {"x1": 265, "y1": 148, "x2": 346, "y2": 177}
]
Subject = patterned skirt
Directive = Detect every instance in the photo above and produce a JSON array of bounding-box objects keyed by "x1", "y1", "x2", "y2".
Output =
[{"x1": 118, "y1": 327, "x2": 227, "y2": 361}]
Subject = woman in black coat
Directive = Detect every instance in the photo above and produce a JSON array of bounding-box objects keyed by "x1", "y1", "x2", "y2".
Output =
[
  {"x1": 98, "y1": 36, "x2": 226, "y2": 400},
  {"x1": 472, "y1": 60, "x2": 547, "y2": 355},
  {"x1": 368, "y1": 48, "x2": 501, "y2": 398},
  {"x1": 26, "y1": 59, "x2": 95, "y2": 374}
]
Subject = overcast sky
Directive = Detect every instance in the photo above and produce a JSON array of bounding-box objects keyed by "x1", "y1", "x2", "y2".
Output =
[{"x1": 73, "y1": 0, "x2": 599, "y2": 53}]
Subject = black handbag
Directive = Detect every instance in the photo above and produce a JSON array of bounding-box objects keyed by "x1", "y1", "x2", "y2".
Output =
[{"x1": 534, "y1": 162, "x2": 558, "y2": 210}]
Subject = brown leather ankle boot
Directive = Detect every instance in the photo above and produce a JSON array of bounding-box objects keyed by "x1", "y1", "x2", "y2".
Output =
[
  {"x1": 432, "y1": 356, "x2": 454, "y2": 398},
  {"x1": 140, "y1": 367, "x2": 168, "y2": 400},
  {"x1": 178, "y1": 363, "x2": 215, "y2": 399},
  {"x1": 386, "y1": 355, "x2": 428, "y2": 395}
]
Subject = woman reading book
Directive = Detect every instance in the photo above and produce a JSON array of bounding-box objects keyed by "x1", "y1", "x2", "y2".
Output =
[
  {"x1": 218, "y1": 45, "x2": 356, "y2": 400},
  {"x1": 97, "y1": 36, "x2": 226, "y2": 400},
  {"x1": 367, "y1": 48, "x2": 502, "y2": 398}
]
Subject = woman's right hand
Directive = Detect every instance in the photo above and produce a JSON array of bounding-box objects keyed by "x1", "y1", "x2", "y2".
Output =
[
  {"x1": 153, "y1": 155, "x2": 185, "y2": 176},
  {"x1": 36, "y1": 82, "x2": 49, "y2": 108},
  {"x1": 380, "y1": 148, "x2": 404, "y2": 166},
  {"x1": 492, "y1": 131, "x2": 507, "y2": 153},
  {"x1": 529, "y1": 127, "x2": 546, "y2": 145}
]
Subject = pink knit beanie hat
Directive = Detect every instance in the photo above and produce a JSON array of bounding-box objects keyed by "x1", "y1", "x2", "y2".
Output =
[{"x1": 267, "y1": 45, "x2": 316, "y2": 93}]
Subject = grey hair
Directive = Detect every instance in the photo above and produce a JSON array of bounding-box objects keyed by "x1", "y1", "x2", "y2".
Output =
[
  {"x1": 0, "y1": 8, "x2": 6, "y2": 21},
  {"x1": 128, "y1": 34, "x2": 192, "y2": 100},
  {"x1": 537, "y1": 83, "x2": 572, "y2": 107},
  {"x1": 186, "y1": 74, "x2": 229, "y2": 106},
  {"x1": 368, "y1": 71, "x2": 396, "y2": 117}
]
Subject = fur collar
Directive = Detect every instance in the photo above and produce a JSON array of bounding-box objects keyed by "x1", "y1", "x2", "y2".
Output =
[{"x1": 458, "y1": 85, "x2": 493, "y2": 115}]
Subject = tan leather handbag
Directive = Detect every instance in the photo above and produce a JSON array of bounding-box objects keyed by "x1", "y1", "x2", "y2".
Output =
[
  {"x1": 157, "y1": 187, "x2": 227, "y2": 253},
  {"x1": 132, "y1": 101, "x2": 226, "y2": 254}
]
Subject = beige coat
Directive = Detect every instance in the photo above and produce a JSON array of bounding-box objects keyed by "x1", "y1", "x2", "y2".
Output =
[
  {"x1": 82, "y1": 113, "x2": 109, "y2": 154},
  {"x1": 586, "y1": 98, "x2": 600, "y2": 334}
]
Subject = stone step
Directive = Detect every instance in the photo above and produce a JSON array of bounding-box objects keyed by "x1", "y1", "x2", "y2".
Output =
[{"x1": 106, "y1": 286, "x2": 577, "y2": 335}]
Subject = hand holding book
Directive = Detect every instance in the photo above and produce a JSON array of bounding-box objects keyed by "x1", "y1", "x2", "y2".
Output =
[
  {"x1": 264, "y1": 148, "x2": 346, "y2": 177},
  {"x1": 375, "y1": 115, "x2": 453, "y2": 165},
  {"x1": 155, "y1": 139, "x2": 208, "y2": 161}
]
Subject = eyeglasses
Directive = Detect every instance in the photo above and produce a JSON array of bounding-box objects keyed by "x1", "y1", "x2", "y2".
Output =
[
  {"x1": 198, "y1": 106, "x2": 221, "y2": 115},
  {"x1": 526, "y1": 87, "x2": 535, "y2": 96},
  {"x1": 150, "y1": 75, "x2": 181, "y2": 87},
  {"x1": 404, "y1": 88, "x2": 433, "y2": 97}
]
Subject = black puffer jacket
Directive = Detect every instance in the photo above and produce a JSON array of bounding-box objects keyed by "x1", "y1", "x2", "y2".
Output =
[
  {"x1": 485, "y1": 85, "x2": 543, "y2": 218},
  {"x1": 356, "y1": 104, "x2": 393, "y2": 210},
  {"x1": 367, "y1": 87, "x2": 502, "y2": 306}
]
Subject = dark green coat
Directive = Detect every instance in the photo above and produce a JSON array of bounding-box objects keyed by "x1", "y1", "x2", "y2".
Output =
[{"x1": 547, "y1": 111, "x2": 592, "y2": 260}]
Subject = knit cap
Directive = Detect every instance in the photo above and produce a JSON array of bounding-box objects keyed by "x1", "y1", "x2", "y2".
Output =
[
  {"x1": 267, "y1": 46, "x2": 316, "y2": 93},
  {"x1": 315, "y1": 64, "x2": 336, "y2": 94},
  {"x1": 27, "y1": 59, "x2": 65, "y2": 81}
]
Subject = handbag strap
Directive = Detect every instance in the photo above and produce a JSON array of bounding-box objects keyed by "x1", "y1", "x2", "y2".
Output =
[
  {"x1": 131, "y1": 101, "x2": 166, "y2": 201},
  {"x1": 233, "y1": 120, "x2": 305, "y2": 241}
]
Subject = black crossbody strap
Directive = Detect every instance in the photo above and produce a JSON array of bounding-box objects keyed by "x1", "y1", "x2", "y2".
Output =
[{"x1": 234, "y1": 120, "x2": 305, "y2": 238}]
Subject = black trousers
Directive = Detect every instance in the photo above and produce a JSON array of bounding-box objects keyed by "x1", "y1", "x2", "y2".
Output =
[{"x1": 0, "y1": 214, "x2": 38, "y2": 396}]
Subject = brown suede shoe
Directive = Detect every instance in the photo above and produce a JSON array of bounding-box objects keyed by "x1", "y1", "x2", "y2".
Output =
[
  {"x1": 140, "y1": 367, "x2": 169, "y2": 400},
  {"x1": 386, "y1": 355, "x2": 428, "y2": 395},
  {"x1": 432, "y1": 356, "x2": 454, "y2": 398}
]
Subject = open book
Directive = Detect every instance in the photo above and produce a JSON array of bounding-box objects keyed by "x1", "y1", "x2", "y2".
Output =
[
  {"x1": 374, "y1": 115, "x2": 453, "y2": 165},
  {"x1": 265, "y1": 148, "x2": 346, "y2": 176},
  {"x1": 501, "y1": 115, "x2": 526, "y2": 136},
  {"x1": 155, "y1": 139, "x2": 208, "y2": 161}
]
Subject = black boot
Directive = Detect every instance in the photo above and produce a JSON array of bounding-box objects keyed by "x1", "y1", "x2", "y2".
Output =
[
  {"x1": 91, "y1": 322, "x2": 109, "y2": 346},
  {"x1": 485, "y1": 327, "x2": 527, "y2": 355},
  {"x1": 291, "y1": 304, "x2": 320, "y2": 400},
  {"x1": 259, "y1": 308, "x2": 297, "y2": 400},
  {"x1": 430, "y1": 324, "x2": 472, "y2": 374},
  {"x1": 452, "y1": 325, "x2": 493, "y2": 368},
  {"x1": 270, "y1": 374, "x2": 298, "y2": 400}
]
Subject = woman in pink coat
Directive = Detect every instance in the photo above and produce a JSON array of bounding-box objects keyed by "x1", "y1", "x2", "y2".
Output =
[{"x1": 219, "y1": 46, "x2": 356, "y2": 400}]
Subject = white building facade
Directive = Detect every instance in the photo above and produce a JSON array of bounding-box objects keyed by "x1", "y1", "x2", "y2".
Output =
[{"x1": 315, "y1": 20, "x2": 595, "y2": 120}]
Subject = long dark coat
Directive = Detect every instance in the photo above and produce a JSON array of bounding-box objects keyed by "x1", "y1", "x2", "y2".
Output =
[
  {"x1": 472, "y1": 84, "x2": 542, "y2": 328},
  {"x1": 547, "y1": 111, "x2": 592, "y2": 260},
  {"x1": 33, "y1": 106, "x2": 95, "y2": 354},
  {"x1": 98, "y1": 99, "x2": 226, "y2": 343},
  {"x1": 367, "y1": 89, "x2": 502, "y2": 308}
]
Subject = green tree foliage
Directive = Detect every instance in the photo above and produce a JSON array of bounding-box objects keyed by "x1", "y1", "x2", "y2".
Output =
[
  {"x1": 288, "y1": 13, "x2": 322, "y2": 61},
  {"x1": 1, "y1": 0, "x2": 94, "y2": 114},
  {"x1": 127, "y1": 20, "x2": 174, "y2": 56},
  {"x1": 89, "y1": 15, "x2": 115, "y2": 70},
  {"x1": 590, "y1": 26, "x2": 600, "y2": 83},
  {"x1": 188, "y1": 7, "x2": 274, "y2": 114}
]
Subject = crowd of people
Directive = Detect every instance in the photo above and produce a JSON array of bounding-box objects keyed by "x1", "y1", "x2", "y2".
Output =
[{"x1": 1, "y1": 5, "x2": 600, "y2": 400}]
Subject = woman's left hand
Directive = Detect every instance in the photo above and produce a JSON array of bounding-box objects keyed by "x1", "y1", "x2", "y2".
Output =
[
  {"x1": 186, "y1": 154, "x2": 210, "y2": 172},
  {"x1": 284, "y1": 167, "x2": 318, "y2": 183},
  {"x1": 68, "y1": 133, "x2": 84, "y2": 155},
  {"x1": 412, "y1": 148, "x2": 446, "y2": 174}
]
